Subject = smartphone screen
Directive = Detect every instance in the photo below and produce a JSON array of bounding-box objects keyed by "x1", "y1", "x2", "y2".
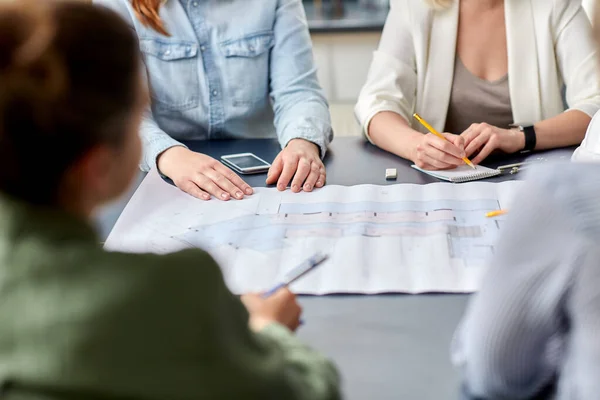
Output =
[{"x1": 221, "y1": 153, "x2": 271, "y2": 174}]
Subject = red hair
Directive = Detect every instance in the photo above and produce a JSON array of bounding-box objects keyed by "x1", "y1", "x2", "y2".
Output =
[{"x1": 131, "y1": 0, "x2": 169, "y2": 36}]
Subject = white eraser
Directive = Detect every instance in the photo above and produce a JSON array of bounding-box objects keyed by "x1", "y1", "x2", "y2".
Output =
[{"x1": 385, "y1": 168, "x2": 397, "y2": 180}]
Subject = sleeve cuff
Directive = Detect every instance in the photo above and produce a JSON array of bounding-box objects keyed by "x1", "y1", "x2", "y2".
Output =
[
  {"x1": 141, "y1": 135, "x2": 188, "y2": 173},
  {"x1": 359, "y1": 107, "x2": 408, "y2": 144},
  {"x1": 279, "y1": 128, "x2": 332, "y2": 159},
  {"x1": 568, "y1": 102, "x2": 600, "y2": 119}
]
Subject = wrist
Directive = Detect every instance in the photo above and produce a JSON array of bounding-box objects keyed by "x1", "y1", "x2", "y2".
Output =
[
  {"x1": 157, "y1": 146, "x2": 188, "y2": 176},
  {"x1": 248, "y1": 316, "x2": 277, "y2": 332},
  {"x1": 508, "y1": 127, "x2": 526, "y2": 153},
  {"x1": 407, "y1": 130, "x2": 426, "y2": 162}
]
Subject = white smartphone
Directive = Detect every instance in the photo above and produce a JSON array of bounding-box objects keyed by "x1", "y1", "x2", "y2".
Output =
[{"x1": 221, "y1": 153, "x2": 272, "y2": 174}]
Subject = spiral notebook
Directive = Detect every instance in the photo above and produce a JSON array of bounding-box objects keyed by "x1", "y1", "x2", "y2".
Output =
[{"x1": 411, "y1": 164, "x2": 501, "y2": 183}]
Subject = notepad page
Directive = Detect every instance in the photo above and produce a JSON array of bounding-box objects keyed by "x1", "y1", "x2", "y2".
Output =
[{"x1": 411, "y1": 165, "x2": 500, "y2": 182}]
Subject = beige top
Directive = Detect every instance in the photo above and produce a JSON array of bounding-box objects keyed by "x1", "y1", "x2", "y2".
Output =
[{"x1": 444, "y1": 57, "x2": 513, "y2": 134}]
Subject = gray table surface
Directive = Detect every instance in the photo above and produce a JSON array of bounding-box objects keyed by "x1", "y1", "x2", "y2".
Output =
[{"x1": 96, "y1": 137, "x2": 573, "y2": 400}]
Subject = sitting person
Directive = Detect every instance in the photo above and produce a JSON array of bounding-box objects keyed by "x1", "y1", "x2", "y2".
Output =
[
  {"x1": 0, "y1": 2, "x2": 340, "y2": 399},
  {"x1": 452, "y1": 4, "x2": 600, "y2": 398},
  {"x1": 452, "y1": 163, "x2": 600, "y2": 399},
  {"x1": 356, "y1": 0, "x2": 600, "y2": 170},
  {"x1": 94, "y1": 0, "x2": 332, "y2": 200}
]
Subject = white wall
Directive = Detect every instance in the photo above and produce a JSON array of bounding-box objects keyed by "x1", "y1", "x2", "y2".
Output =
[{"x1": 312, "y1": 32, "x2": 381, "y2": 137}]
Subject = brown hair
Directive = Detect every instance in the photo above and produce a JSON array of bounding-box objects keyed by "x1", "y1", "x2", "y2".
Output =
[
  {"x1": 131, "y1": 0, "x2": 169, "y2": 36},
  {"x1": 0, "y1": 1, "x2": 140, "y2": 205}
]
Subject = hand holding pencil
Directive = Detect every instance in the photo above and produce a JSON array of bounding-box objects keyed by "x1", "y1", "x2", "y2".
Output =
[{"x1": 412, "y1": 113, "x2": 476, "y2": 170}]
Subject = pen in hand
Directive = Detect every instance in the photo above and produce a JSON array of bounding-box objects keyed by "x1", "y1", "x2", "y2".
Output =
[
  {"x1": 413, "y1": 113, "x2": 476, "y2": 169},
  {"x1": 261, "y1": 253, "x2": 329, "y2": 326},
  {"x1": 262, "y1": 253, "x2": 329, "y2": 298}
]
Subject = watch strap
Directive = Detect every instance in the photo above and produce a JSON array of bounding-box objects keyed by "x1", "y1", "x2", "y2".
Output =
[{"x1": 521, "y1": 125, "x2": 536, "y2": 153}]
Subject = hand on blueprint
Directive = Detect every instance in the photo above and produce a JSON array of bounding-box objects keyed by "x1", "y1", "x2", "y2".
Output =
[
  {"x1": 241, "y1": 288, "x2": 303, "y2": 332},
  {"x1": 266, "y1": 139, "x2": 325, "y2": 193},
  {"x1": 461, "y1": 123, "x2": 525, "y2": 164},
  {"x1": 413, "y1": 132, "x2": 466, "y2": 170},
  {"x1": 157, "y1": 146, "x2": 254, "y2": 201}
]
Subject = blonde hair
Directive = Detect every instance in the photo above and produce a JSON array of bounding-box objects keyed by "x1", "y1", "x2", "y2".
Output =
[{"x1": 422, "y1": 0, "x2": 453, "y2": 10}]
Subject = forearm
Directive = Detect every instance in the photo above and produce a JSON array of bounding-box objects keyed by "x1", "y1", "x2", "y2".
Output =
[
  {"x1": 275, "y1": 98, "x2": 332, "y2": 158},
  {"x1": 367, "y1": 111, "x2": 423, "y2": 161},
  {"x1": 257, "y1": 323, "x2": 341, "y2": 400},
  {"x1": 140, "y1": 111, "x2": 186, "y2": 172},
  {"x1": 270, "y1": 0, "x2": 332, "y2": 157},
  {"x1": 533, "y1": 110, "x2": 590, "y2": 150}
]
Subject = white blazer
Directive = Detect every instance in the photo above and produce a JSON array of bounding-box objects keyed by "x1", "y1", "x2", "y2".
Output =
[{"x1": 355, "y1": 0, "x2": 600, "y2": 137}]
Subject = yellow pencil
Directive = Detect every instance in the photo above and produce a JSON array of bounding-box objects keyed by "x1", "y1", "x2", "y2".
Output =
[
  {"x1": 485, "y1": 210, "x2": 508, "y2": 218},
  {"x1": 413, "y1": 113, "x2": 476, "y2": 169}
]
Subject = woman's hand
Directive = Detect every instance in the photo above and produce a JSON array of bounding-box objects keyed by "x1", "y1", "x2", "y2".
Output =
[
  {"x1": 241, "y1": 288, "x2": 302, "y2": 332},
  {"x1": 266, "y1": 139, "x2": 326, "y2": 193},
  {"x1": 461, "y1": 123, "x2": 525, "y2": 164},
  {"x1": 157, "y1": 146, "x2": 253, "y2": 201},
  {"x1": 412, "y1": 132, "x2": 466, "y2": 170}
]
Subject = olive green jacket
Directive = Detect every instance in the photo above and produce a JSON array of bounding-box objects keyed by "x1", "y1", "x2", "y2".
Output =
[{"x1": 0, "y1": 197, "x2": 341, "y2": 400}]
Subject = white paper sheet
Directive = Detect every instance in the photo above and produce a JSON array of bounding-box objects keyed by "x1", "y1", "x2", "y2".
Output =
[{"x1": 105, "y1": 169, "x2": 523, "y2": 294}]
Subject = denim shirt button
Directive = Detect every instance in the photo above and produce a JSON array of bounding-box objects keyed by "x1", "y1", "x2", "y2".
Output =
[
  {"x1": 192, "y1": 1, "x2": 198, "y2": 6},
  {"x1": 164, "y1": 50, "x2": 171, "y2": 56},
  {"x1": 212, "y1": 90, "x2": 218, "y2": 96},
  {"x1": 200, "y1": 45, "x2": 206, "y2": 52},
  {"x1": 249, "y1": 46, "x2": 255, "y2": 52}
]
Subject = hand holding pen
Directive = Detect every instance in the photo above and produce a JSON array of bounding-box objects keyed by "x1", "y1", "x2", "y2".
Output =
[
  {"x1": 242, "y1": 288, "x2": 303, "y2": 332},
  {"x1": 241, "y1": 253, "x2": 329, "y2": 333}
]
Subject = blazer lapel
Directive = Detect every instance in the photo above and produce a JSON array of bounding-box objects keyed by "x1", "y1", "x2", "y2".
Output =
[
  {"x1": 505, "y1": 0, "x2": 542, "y2": 124},
  {"x1": 417, "y1": 2, "x2": 459, "y2": 133}
]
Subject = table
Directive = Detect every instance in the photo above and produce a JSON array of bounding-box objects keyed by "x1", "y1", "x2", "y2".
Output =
[{"x1": 96, "y1": 137, "x2": 574, "y2": 400}]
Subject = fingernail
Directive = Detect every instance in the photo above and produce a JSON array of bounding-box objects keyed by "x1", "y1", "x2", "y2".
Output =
[
  {"x1": 304, "y1": 184, "x2": 312, "y2": 191},
  {"x1": 317, "y1": 181, "x2": 323, "y2": 187},
  {"x1": 278, "y1": 184, "x2": 285, "y2": 191},
  {"x1": 221, "y1": 193, "x2": 229, "y2": 200},
  {"x1": 203, "y1": 194, "x2": 210, "y2": 200},
  {"x1": 236, "y1": 191, "x2": 243, "y2": 199},
  {"x1": 292, "y1": 185, "x2": 299, "y2": 192},
  {"x1": 245, "y1": 187, "x2": 253, "y2": 195}
]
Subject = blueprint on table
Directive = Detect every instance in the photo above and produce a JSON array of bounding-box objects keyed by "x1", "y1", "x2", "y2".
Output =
[{"x1": 105, "y1": 169, "x2": 523, "y2": 294}]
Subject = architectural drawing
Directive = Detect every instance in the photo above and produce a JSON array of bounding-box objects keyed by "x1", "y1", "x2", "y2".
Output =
[{"x1": 105, "y1": 169, "x2": 522, "y2": 294}]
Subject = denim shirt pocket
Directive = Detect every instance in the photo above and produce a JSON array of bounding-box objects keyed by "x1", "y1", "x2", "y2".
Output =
[
  {"x1": 220, "y1": 31, "x2": 274, "y2": 107},
  {"x1": 140, "y1": 38, "x2": 200, "y2": 111}
]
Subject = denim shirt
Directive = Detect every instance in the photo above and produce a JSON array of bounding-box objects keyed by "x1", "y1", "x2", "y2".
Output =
[{"x1": 94, "y1": 0, "x2": 333, "y2": 171}]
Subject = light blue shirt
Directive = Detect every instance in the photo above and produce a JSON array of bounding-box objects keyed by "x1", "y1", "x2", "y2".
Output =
[
  {"x1": 453, "y1": 163, "x2": 600, "y2": 400},
  {"x1": 94, "y1": 0, "x2": 333, "y2": 171}
]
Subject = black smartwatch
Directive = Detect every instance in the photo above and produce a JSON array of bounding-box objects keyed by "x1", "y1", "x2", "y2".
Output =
[{"x1": 511, "y1": 124, "x2": 536, "y2": 153}]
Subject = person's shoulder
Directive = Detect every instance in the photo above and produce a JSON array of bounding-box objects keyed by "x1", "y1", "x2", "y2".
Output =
[
  {"x1": 92, "y1": 0, "x2": 134, "y2": 23},
  {"x1": 390, "y1": 0, "x2": 429, "y2": 13},
  {"x1": 100, "y1": 248, "x2": 224, "y2": 293},
  {"x1": 523, "y1": 162, "x2": 600, "y2": 233},
  {"x1": 532, "y1": 0, "x2": 586, "y2": 28},
  {"x1": 389, "y1": 0, "x2": 432, "y2": 26}
]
